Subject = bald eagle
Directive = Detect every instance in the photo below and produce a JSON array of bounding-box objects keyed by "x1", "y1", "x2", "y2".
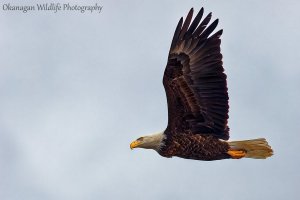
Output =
[{"x1": 130, "y1": 8, "x2": 273, "y2": 160}]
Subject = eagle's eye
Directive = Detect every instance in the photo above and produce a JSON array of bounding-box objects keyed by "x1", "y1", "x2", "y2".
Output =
[{"x1": 137, "y1": 137, "x2": 144, "y2": 141}]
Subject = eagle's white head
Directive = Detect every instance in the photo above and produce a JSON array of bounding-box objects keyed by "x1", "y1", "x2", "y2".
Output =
[{"x1": 130, "y1": 131, "x2": 165, "y2": 151}]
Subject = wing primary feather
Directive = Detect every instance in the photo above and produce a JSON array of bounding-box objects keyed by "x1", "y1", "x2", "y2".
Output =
[
  {"x1": 170, "y1": 17, "x2": 183, "y2": 51},
  {"x1": 198, "y1": 19, "x2": 219, "y2": 41},
  {"x1": 193, "y1": 12, "x2": 212, "y2": 36},
  {"x1": 178, "y1": 8, "x2": 194, "y2": 41},
  {"x1": 185, "y1": 7, "x2": 204, "y2": 39},
  {"x1": 209, "y1": 29, "x2": 223, "y2": 40}
]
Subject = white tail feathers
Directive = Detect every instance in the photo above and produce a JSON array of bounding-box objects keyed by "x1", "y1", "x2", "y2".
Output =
[{"x1": 228, "y1": 138, "x2": 273, "y2": 159}]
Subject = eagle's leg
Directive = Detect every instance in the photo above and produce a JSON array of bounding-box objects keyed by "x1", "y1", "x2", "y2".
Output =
[{"x1": 227, "y1": 150, "x2": 246, "y2": 159}]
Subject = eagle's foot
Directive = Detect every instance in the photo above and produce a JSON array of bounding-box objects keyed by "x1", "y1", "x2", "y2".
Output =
[{"x1": 227, "y1": 150, "x2": 246, "y2": 159}]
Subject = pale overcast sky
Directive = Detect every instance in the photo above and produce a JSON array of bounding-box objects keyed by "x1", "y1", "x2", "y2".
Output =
[{"x1": 0, "y1": 0, "x2": 299, "y2": 200}]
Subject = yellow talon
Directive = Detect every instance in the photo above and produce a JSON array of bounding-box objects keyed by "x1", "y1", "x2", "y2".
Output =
[{"x1": 227, "y1": 150, "x2": 246, "y2": 159}]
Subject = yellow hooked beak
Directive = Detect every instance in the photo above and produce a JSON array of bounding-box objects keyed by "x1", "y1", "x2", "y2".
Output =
[{"x1": 130, "y1": 140, "x2": 142, "y2": 150}]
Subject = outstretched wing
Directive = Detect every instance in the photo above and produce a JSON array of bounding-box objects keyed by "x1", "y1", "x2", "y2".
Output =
[{"x1": 163, "y1": 8, "x2": 229, "y2": 140}]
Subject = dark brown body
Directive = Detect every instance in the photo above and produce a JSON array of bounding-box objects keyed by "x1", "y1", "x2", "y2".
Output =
[{"x1": 159, "y1": 133, "x2": 231, "y2": 161}]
